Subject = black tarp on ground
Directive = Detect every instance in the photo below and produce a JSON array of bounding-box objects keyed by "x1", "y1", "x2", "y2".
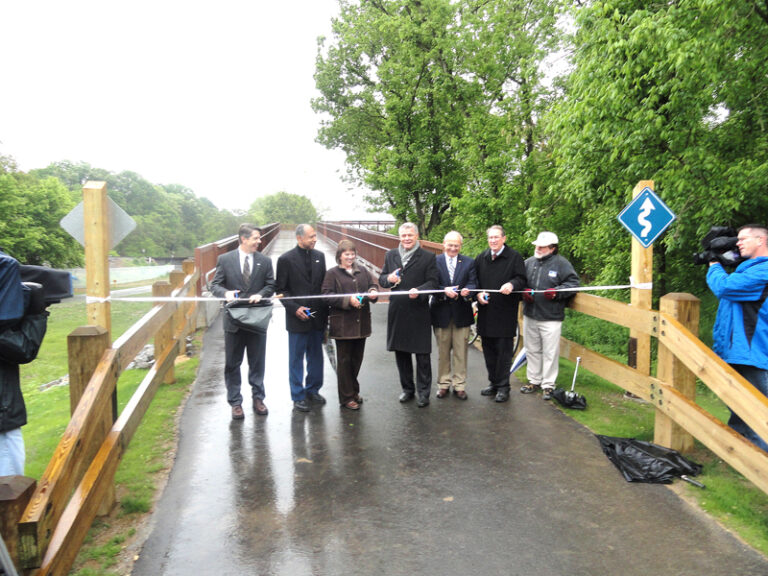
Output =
[{"x1": 597, "y1": 435, "x2": 702, "y2": 484}]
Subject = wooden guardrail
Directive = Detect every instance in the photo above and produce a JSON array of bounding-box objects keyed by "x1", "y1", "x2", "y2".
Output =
[
  {"x1": 16, "y1": 261, "x2": 200, "y2": 575},
  {"x1": 319, "y1": 220, "x2": 768, "y2": 498},
  {"x1": 562, "y1": 291, "x2": 768, "y2": 495}
]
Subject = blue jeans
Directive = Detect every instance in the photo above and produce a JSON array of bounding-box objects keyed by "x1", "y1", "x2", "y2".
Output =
[
  {"x1": 288, "y1": 329, "x2": 325, "y2": 402},
  {"x1": 729, "y1": 364, "x2": 768, "y2": 452}
]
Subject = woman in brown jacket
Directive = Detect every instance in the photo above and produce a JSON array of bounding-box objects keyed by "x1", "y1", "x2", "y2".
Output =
[{"x1": 321, "y1": 239, "x2": 379, "y2": 410}]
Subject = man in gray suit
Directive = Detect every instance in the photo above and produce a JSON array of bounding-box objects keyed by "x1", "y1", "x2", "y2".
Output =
[{"x1": 210, "y1": 224, "x2": 276, "y2": 420}]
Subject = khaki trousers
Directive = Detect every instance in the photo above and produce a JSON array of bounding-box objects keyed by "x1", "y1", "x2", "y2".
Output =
[
  {"x1": 523, "y1": 317, "x2": 562, "y2": 389},
  {"x1": 434, "y1": 321, "x2": 471, "y2": 391}
]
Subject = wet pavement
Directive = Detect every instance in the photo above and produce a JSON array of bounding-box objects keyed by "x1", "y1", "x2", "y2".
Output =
[{"x1": 132, "y1": 232, "x2": 768, "y2": 576}]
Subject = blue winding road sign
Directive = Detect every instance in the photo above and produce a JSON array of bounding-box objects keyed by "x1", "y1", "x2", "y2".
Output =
[{"x1": 617, "y1": 187, "x2": 676, "y2": 248}]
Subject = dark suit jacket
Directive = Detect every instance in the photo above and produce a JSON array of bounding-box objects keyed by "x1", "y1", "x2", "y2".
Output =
[
  {"x1": 210, "y1": 249, "x2": 276, "y2": 333},
  {"x1": 276, "y1": 245, "x2": 328, "y2": 333},
  {"x1": 430, "y1": 253, "x2": 478, "y2": 328},
  {"x1": 379, "y1": 246, "x2": 438, "y2": 353},
  {"x1": 474, "y1": 244, "x2": 526, "y2": 338}
]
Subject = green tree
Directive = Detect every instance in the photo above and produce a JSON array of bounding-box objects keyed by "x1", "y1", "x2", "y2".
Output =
[
  {"x1": 314, "y1": 0, "x2": 471, "y2": 237},
  {"x1": 248, "y1": 192, "x2": 319, "y2": 227},
  {"x1": 0, "y1": 169, "x2": 81, "y2": 267},
  {"x1": 548, "y1": 0, "x2": 768, "y2": 293}
]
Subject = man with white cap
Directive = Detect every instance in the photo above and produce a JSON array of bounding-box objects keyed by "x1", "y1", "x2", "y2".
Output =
[{"x1": 520, "y1": 231, "x2": 580, "y2": 400}]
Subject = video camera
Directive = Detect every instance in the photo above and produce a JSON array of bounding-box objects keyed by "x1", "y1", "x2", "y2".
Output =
[
  {"x1": 692, "y1": 226, "x2": 744, "y2": 267},
  {"x1": 0, "y1": 251, "x2": 73, "y2": 328}
]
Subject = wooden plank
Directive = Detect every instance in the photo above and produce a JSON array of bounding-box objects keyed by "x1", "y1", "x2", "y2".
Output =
[
  {"x1": 658, "y1": 314, "x2": 768, "y2": 443},
  {"x1": 653, "y1": 382, "x2": 768, "y2": 494},
  {"x1": 117, "y1": 338, "x2": 180, "y2": 445},
  {"x1": 569, "y1": 293, "x2": 658, "y2": 336},
  {"x1": 35, "y1": 431, "x2": 122, "y2": 576},
  {"x1": 112, "y1": 303, "x2": 174, "y2": 373},
  {"x1": 654, "y1": 293, "x2": 700, "y2": 452},
  {"x1": 18, "y1": 349, "x2": 119, "y2": 569},
  {"x1": 560, "y1": 338, "x2": 652, "y2": 399},
  {"x1": 83, "y1": 181, "x2": 111, "y2": 336}
]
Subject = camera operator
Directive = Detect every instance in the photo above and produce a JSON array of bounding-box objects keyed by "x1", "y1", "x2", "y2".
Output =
[
  {"x1": 706, "y1": 224, "x2": 768, "y2": 451},
  {"x1": 1, "y1": 250, "x2": 49, "y2": 476}
]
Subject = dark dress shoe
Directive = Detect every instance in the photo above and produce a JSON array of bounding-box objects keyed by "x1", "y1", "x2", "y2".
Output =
[
  {"x1": 294, "y1": 400, "x2": 311, "y2": 412},
  {"x1": 399, "y1": 391, "x2": 415, "y2": 403},
  {"x1": 417, "y1": 397, "x2": 430, "y2": 407},
  {"x1": 355, "y1": 395, "x2": 364, "y2": 404},
  {"x1": 495, "y1": 389, "x2": 510, "y2": 403},
  {"x1": 454, "y1": 389, "x2": 468, "y2": 400},
  {"x1": 253, "y1": 399, "x2": 269, "y2": 416},
  {"x1": 436, "y1": 388, "x2": 450, "y2": 399},
  {"x1": 231, "y1": 405, "x2": 245, "y2": 420},
  {"x1": 307, "y1": 392, "x2": 327, "y2": 405},
  {"x1": 480, "y1": 385, "x2": 497, "y2": 396}
]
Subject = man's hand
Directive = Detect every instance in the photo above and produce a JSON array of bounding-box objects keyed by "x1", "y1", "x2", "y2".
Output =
[
  {"x1": 225, "y1": 290, "x2": 238, "y2": 302},
  {"x1": 296, "y1": 306, "x2": 311, "y2": 320},
  {"x1": 444, "y1": 286, "x2": 459, "y2": 299},
  {"x1": 499, "y1": 282, "x2": 513, "y2": 295},
  {"x1": 248, "y1": 294, "x2": 262, "y2": 304},
  {"x1": 544, "y1": 288, "x2": 557, "y2": 300},
  {"x1": 522, "y1": 288, "x2": 534, "y2": 303},
  {"x1": 460, "y1": 287, "x2": 470, "y2": 298},
  {"x1": 368, "y1": 289, "x2": 379, "y2": 302},
  {"x1": 478, "y1": 291, "x2": 489, "y2": 305},
  {"x1": 408, "y1": 287, "x2": 419, "y2": 299},
  {"x1": 388, "y1": 268, "x2": 402, "y2": 285}
]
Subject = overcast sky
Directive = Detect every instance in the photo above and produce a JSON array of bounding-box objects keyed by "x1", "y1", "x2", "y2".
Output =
[{"x1": 0, "y1": 1, "x2": 384, "y2": 220}]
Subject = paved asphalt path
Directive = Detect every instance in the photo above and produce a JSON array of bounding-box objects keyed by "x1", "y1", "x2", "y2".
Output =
[{"x1": 132, "y1": 232, "x2": 768, "y2": 576}]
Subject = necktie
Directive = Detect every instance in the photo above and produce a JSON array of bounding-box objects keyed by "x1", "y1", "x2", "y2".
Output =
[
  {"x1": 242, "y1": 255, "x2": 251, "y2": 286},
  {"x1": 491, "y1": 252, "x2": 497, "y2": 261},
  {"x1": 448, "y1": 257, "x2": 455, "y2": 283}
]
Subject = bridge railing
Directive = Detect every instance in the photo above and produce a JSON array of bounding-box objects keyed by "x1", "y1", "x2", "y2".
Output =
[{"x1": 317, "y1": 220, "x2": 768, "y2": 498}]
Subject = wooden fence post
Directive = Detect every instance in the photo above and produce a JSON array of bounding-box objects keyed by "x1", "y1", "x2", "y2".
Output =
[
  {"x1": 153, "y1": 281, "x2": 175, "y2": 384},
  {"x1": 627, "y1": 181, "x2": 654, "y2": 393},
  {"x1": 183, "y1": 259, "x2": 197, "y2": 334},
  {"x1": 654, "y1": 293, "x2": 701, "y2": 452},
  {"x1": 0, "y1": 476, "x2": 36, "y2": 572},
  {"x1": 67, "y1": 326, "x2": 115, "y2": 514},
  {"x1": 83, "y1": 181, "x2": 111, "y2": 338}
]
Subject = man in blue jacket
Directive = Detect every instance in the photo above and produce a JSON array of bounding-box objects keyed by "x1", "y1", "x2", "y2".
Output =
[{"x1": 707, "y1": 224, "x2": 768, "y2": 450}]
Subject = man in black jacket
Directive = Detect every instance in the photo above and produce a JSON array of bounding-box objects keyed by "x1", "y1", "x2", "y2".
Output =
[
  {"x1": 1, "y1": 251, "x2": 48, "y2": 476},
  {"x1": 475, "y1": 225, "x2": 527, "y2": 403},
  {"x1": 276, "y1": 224, "x2": 328, "y2": 412},
  {"x1": 379, "y1": 223, "x2": 439, "y2": 407}
]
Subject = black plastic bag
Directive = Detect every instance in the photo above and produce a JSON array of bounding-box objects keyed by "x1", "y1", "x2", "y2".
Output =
[{"x1": 596, "y1": 436, "x2": 702, "y2": 484}]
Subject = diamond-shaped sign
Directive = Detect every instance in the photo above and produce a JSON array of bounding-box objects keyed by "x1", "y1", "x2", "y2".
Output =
[
  {"x1": 617, "y1": 187, "x2": 676, "y2": 248},
  {"x1": 60, "y1": 197, "x2": 136, "y2": 249}
]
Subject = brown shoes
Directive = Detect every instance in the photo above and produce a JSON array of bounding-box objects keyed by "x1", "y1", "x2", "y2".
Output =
[
  {"x1": 253, "y1": 398, "x2": 269, "y2": 416},
  {"x1": 231, "y1": 405, "x2": 245, "y2": 420},
  {"x1": 454, "y1": 389, "x2": 468, "y2": 400},
  {"x1": 436, "y1": 388, "x2": 450, "y2": 399}
]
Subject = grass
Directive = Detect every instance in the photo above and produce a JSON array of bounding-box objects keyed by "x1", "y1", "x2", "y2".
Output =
[
  {"x1": 17, "y1": 287, "x2": 199, "y2": 575},
  {"x1": 553, "y1": 300, "x2": 768, "y2": 556}
]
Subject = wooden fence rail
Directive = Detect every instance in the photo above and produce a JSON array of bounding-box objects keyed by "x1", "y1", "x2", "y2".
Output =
[
  {"x1": 18, "y1": 264, "x2": 199, "y2": 574},
  {"x1": 560, "y1": 291, "x2": 768, "y2": 496}
]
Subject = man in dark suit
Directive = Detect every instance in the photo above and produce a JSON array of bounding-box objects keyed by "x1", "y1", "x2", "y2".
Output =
[
  {"x1": 475, "y1": 224, "x2": 527, "y2": 403},
  {"x1": 276, "y1": 224, "x2": 328, "y2": 412},
  {"x1": 210, "y1": 224, "x2": 276, "y2": 420},
  {"x1": 379, "y1": 222, "x2": 439, "y2": 407},
  {"x1": 430, "y1": 231, "x2": 478, "y2": 400}
]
